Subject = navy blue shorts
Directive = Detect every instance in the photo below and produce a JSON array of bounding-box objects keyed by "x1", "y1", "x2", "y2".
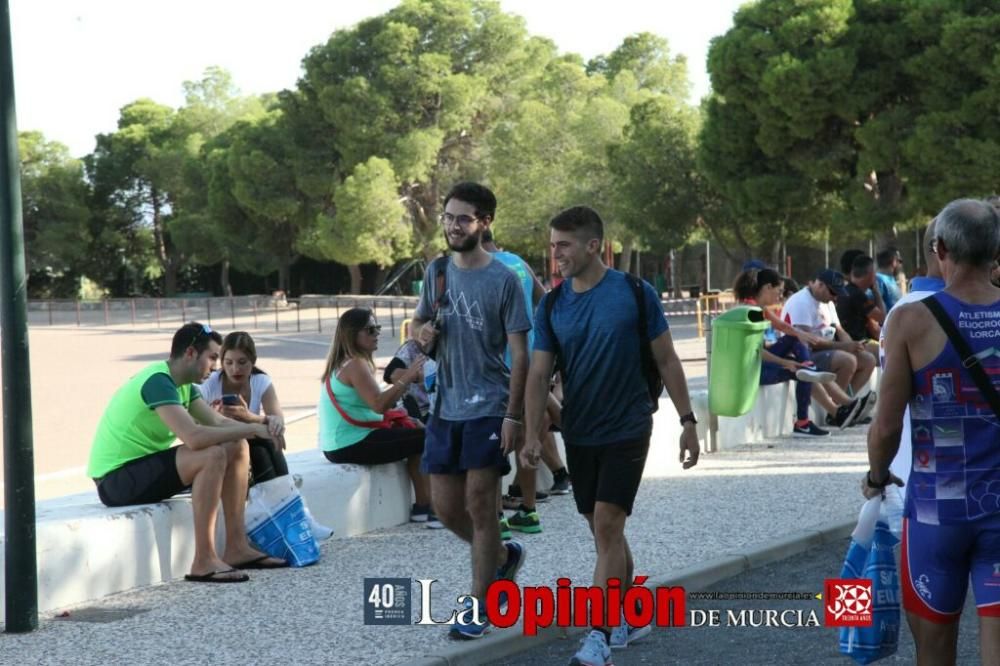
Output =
[{"x1": 422, "y1": 415, "x2": 511, "y2": 475}]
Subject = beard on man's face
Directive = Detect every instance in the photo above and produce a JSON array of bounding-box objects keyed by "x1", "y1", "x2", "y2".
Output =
[{"x1": 446, "y1": 229, "x2": 481, "y2": 253}]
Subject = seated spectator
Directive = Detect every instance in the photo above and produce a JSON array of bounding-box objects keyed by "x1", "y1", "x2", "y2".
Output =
[
  {"x1": 198, "y1": 331, "x2": 331, "y2": 540},
  {"x1": 87, "y1": 322, "x2": 286, "y2": 583},
  {"x1": 875, "y1": 247, "x2": 904, "y2": 311},
  {"x1": 836, "y1": 254, "x2": 886, "y2": 347},
  {"x1": 781, "y1": 269, "x2": 878, "y2": 427},
  {"x1": 839, "y1": 249, "x2": 864, "y2": 276},
  {"x1": 734, "y1": 268, "x2": 836, "y2": 437},
  {"x1": 383, "y1": 328, "x2": 435, "y2": 424},
  {"x1": 319, "y1": 308, "x2": 439, "y2": 528}
]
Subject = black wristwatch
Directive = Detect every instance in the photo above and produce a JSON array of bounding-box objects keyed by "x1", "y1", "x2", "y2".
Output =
[
  {"x1": 866, "y1": 471, "x2": 890, "y2": 490},
  {"x1": 680, "y1": 412, "x2": 698, "y2": 427}
]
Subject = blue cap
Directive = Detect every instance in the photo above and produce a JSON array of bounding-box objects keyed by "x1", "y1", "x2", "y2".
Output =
[
  {"x1": 742, "y1": 259, "x2": 769, "y2": 272},
  {"x1": 815, "y1": 268, "x2": 847, "y2": 296}
]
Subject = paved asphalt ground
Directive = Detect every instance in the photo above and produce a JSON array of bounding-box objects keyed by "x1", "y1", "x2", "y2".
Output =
[{"x1": 483, "y1": 537, "x2": 981, "y2": 666}]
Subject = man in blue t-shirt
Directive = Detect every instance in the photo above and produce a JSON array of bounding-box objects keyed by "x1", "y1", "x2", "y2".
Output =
[
  {"x1": 522, "y1": 206, "x2": 699, "y2": 663},
  {"x1": 875, "y1": 246, "x2": 904, "y2": 311}
]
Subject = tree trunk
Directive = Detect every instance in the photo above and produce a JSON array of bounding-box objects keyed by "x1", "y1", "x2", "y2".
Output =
[
  {"x1": 347, "y1": 264, "x2": 362, "y2": 294},
  {"x1": 669, "y1": 249, "x2": 681, "y2": 298},
  {"x1": 220, "y1": 260, "x2": 232, "y2": 297},
  {"x1": 164, "y1": 262, "x2": 178, "y2": 297},
  {"x1": 617, "y1": 238, "x2": 634, "y2": 273},
  {"x1": 278, "y1": 260, "x2": 290, "y2": 294}
]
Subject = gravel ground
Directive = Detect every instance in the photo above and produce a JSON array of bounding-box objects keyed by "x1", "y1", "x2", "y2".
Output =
[{"x1": 0, "y1": 424, "x2": 871, "y2": 666}]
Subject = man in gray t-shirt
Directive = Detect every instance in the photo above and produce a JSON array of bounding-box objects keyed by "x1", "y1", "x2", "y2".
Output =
[
  {"x1": 415, "y1": 258, "x2": 529, "y2": 419},
  {"x1": 412, "y1": 182, "x2": 530, "y2": 639}
]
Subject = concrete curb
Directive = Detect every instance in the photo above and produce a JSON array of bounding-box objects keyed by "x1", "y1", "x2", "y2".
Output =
[{"x1": 402, "y1": 516, "x2": 855, "y2": 666}]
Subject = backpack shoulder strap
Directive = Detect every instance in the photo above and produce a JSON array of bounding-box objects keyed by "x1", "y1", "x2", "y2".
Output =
[
  {"x1": 430, "y1": 255, "x2": 449, "y2": 311},
  {"x1": 921, "y1": 294, "x2": 1000, "y2": 420},
  {"x1": 625, "y1": 273, "x2": 648, "y2": 336}
]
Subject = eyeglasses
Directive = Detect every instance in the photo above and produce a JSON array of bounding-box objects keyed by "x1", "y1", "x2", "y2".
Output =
[
  {"x1": 439, "y1": 212, "x2": 480, "y2": 227},
  {"x1": 363, "y1": 325, "x2": 382, "y2": 336}
]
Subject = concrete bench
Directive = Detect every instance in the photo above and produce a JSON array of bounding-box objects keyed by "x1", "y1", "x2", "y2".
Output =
[
  {"x1": 0, "y1": 435, "x2": 577, "y2": 623},
  {"x1": 0, "y1": 449, "x2": 415, "y2": 623},
  {"x1": 693, "y1": 368, "x2": 880, "y2": 451}
]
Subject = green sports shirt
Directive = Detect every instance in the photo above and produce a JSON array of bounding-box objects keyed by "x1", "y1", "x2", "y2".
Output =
[{"x1": 87, "y1": 361, "x2": 201, "y2": 479}]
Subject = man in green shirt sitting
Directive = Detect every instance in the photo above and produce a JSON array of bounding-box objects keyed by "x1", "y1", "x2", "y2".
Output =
[{"x1": 87, "y1": 322, "x2": 286, "y2": 583}]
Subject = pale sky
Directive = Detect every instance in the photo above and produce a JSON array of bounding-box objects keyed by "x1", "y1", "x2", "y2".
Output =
[{"x1": 9, "y1": 0, "x2": 745, "y2": 158}]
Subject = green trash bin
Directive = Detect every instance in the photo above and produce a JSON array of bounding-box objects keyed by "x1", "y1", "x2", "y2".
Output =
[
  {"x1": 411, "y1": 279, "x2": 424, "y2": 296},
  {"x1": 708, "y1": 306, "x2": 769, "y2": 417}
]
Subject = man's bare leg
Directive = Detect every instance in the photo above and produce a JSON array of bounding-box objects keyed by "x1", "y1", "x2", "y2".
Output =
[
  {"x1": 851, "y1": 351, "x2": 877, "y2": 394},
  {"x1": 907, "y1": 611, "x2": 959, "y2": 665},
  {"x1": 828, "y1": 350, "x2": 858, "y2": 392},
  {"x1": 218, "y1": 439, "x2": 282, "y2": 566},
  {"x1": 466, "y1": 467, "x2": 507, "y2": 601},
  {"x1": 432, "y1": 473, "x2": 507, "y2": 600},
  {"x1": 175, "y1": 445, "x2": 239, "y2": 578},
  {"x1": 407, "y1": 454, "x2": 431, "y2": 506},
  {"x1": 979, "y1": 616, "x2": 1000, "y2": 666}
]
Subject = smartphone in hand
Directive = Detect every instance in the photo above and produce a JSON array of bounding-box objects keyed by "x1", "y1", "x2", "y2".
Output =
[{"x1": 221, "y1": 394, "x2": 241, "y2": 406}]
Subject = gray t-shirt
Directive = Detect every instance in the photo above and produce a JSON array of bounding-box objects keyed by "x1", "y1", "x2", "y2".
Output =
[{"x1": 416, "y1": 256, "x2": 531, "y2": 420}]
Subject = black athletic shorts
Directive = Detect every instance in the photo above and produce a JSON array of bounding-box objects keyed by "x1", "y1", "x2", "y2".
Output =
[
  {"x1": 565, "y1": 434, "x2": 650, "y2": 516},
  {"x1": 96, "y1": 447, "x2": 189, "y2": 507}
]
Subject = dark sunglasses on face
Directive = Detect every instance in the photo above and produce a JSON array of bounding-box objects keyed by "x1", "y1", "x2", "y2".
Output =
[{"x1": 364, "y1": 325, "x2": 382, "y2": 335}]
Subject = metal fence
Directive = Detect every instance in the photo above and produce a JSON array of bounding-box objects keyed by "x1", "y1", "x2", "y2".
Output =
[{"x1": 26, "y1": 295, "x2": 422, "y2": 338}]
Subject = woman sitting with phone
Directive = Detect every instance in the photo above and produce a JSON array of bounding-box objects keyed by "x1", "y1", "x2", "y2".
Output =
[
  {"x1": 198, "y1": 331, "x2": 289, "y2": 483},
  {"x1": 199, "y1": 331, "x2": 333, "y2": 540},
  {"x1": 319, "y1": 308, "x2": 437, "y2": 527}
]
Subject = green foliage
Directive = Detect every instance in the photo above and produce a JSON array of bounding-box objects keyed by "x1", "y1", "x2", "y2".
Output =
[
  {"x1": 312, "y1": 157, "x2": 412, "y2": 266},
  {"x1": 18, "y1": 131, "x2": 91, "y2": 296},
  {"x1": 297, "y1": 0, "x2": 541, "y2": 258},
  {"x1": 608, "y1": 98, "x2": 703, "y2": 253}
]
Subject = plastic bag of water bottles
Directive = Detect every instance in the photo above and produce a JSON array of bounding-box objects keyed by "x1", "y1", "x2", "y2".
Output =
[{"x1": 836, "y1": 496, "x2": 900, "y2": 664}]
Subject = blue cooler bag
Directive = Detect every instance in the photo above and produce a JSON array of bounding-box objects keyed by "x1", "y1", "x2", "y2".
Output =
[
  {"x1": 838, "y1": 497, "x2": 900, "y2": 664},
  {"x1": 245, "y1": 476, "x2": 320, "y2": 567}
]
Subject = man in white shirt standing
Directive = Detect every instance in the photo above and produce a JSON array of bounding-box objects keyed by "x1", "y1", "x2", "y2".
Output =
[{"x1": 782, "y1": 268, "x2": 877, "y2": 427}]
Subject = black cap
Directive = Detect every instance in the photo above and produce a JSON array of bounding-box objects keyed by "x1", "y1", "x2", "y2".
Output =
[{"x1": 816, "y1": 268, "x2": 847, "y2": 296}]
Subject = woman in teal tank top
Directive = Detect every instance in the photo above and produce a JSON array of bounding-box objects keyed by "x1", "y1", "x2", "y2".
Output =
[{"x1": 319, "y1": 308, "x2": 436, "y2": 526}]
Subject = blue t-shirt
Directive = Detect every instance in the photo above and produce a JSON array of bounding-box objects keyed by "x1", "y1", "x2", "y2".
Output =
[
  {"x1": 534, "y1": 269, "x2": 668, "y2": 446},
  {"x1": 875, "y1": 272, "x2": 901, "y2": 311},
  {"x1": 492, "y1": 250, "x2": 536, "y2": 360}
]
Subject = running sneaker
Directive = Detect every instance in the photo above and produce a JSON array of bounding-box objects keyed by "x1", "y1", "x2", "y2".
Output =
[
  {"x1": 550, "y1": 471, "x2": 572, "y2": 495},
  {"x1": 448, "y1": 598, "x2": 491, "y2": 640},
  {"x1": 494, "y1": 541, "x2": 526, "y2": 614},
  {"x1": 426, "y1": 512, "x2": 444, "y2": 529},
  {"x1": 569, "y1": 630, "x2": 613, "y2": 665},
  {"x1": 792, "y1": 421, "x2": 830, "y2": 438},
  {"x1": 844, "y1": 392, "x2": 875, "y2": 428},
  {"x1": 508, "y1": 507, "x2": 542, "y2": 534},
  {"x1": 795, "y1": 367, "x2": 837, "y2": 383},
  {"x1": 499, "y1": 514, "x2": 512, "y2": 541},
  {"x1": 609, "y1": 616, "x2": 652, "y2": 649},
  {"x1": 410, "y1": 503, "x2": 431, "y2": 523},
  {"x1": 855, "y1": 390, "x2": 878, "y2": 423},
  {"x1": 505, "y1": 484, "x2": 549, "y2": 505}
]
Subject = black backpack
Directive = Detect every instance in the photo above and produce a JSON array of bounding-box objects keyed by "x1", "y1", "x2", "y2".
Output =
[{"x1": 543, "y1": 273, "x2": 664, "y2": 412}]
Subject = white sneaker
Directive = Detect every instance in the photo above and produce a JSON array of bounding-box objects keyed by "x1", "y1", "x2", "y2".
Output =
[
  {"x1": 795, "y1": 368, "x2": 837, "y2": 383},
  {"x1": 303, "y1": 506, "x2": 334, "y2": 541},
  {"x1": 609, "y1": 617, "x2": 652, "y2": 649},
  {"x1": 569, "y1": 630, "x2": 612, "y2": 665}
]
